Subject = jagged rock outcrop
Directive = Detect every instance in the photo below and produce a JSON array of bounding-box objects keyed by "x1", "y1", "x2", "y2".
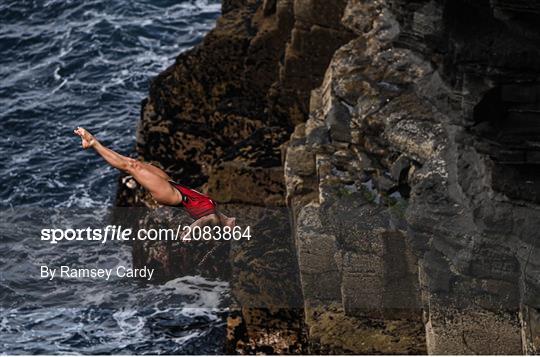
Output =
[
  {"x1": 116, "y1": 0, "x2": 354, "y2": 353},
  {"x1": 118, "y1": 0, "x2": 540, "y2": 354},
  {"x1": 285, "y1": 0, "x2": 540, "y2": 354},
  {"x1": 116, "y1": 0, "x2": 353, "y2": 207}
]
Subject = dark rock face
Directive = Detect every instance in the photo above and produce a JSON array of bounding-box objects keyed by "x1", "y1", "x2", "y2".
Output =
[
  {"x1": 116, "y1": 0, "x2": 354, "y2": 353},
  {"x1": 285, "y1": 0, "x2": 540, "y2": 354},
  {"x1": 226, "y1": 205, "x2": 306, "y2": 354},
  {"x1": 119, "y1": 0, "x2": 540, "y2": 354},
  {"x1": 116, "y1": 0, "x2": 353, "y2": 207}
]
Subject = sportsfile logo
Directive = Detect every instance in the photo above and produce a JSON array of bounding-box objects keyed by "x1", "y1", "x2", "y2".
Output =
[{"x1": 40, "y1": 225, "x2": 252, "y2": 244}]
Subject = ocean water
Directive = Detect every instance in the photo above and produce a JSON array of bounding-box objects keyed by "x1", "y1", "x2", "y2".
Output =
[{"x1": 0, "y1": 0, "x2": 228, "y2": 354}]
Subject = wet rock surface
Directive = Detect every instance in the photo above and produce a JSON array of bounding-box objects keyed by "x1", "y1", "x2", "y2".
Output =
[{"x1": 118, "y1": 0, "x2": 540, "y2": 354}]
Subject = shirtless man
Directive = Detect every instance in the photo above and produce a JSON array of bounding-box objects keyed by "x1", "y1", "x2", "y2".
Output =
[{"x1": 74, "y1": 127, "x2": 236, "y2": 235}]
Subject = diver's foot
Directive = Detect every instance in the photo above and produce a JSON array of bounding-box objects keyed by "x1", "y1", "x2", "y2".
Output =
[{"x1": 74, "y1": 127, "x2": 96, "y2": 149}]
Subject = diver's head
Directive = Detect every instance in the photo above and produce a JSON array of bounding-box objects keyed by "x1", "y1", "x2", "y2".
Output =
[
  {"x1": 217, "y1": 212, "x2": 236, "y2": 229},
  {"x1": 223, "y1": 216, "x2": 236, "y2": 229}
]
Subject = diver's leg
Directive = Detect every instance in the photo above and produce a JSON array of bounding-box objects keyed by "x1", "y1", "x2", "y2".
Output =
[
  {"x1": 141, "y1": 162, "x2": 171, "y2": 181},
  {"x1": 75, "y1": 127, "x2": 180, "y2": 205},
  {"x1": 74, "y1": 127, "x2": 134, "y2": 171},
  {"x1": 123, "y1": 159, "x2": 181, "y2": 205}
]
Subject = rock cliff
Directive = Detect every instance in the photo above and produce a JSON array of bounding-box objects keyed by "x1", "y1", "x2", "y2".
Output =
[
  {"x1": 285, "y1": 0, "x2": 540, "y2": 353},
  {"x1": 118, "y1": 0, "x2": 540, "y2": 354}
]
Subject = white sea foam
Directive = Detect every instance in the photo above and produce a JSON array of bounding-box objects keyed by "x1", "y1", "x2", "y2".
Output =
[
  {"x1": 54, "y1": 66, "x2": 62, "y2": 80},
  {"x1": 51, "y1": 78, "x2": 68, "y2": 93},
  {"x1": 1, "y1": 0, "x2": 223, "y2": 353}
]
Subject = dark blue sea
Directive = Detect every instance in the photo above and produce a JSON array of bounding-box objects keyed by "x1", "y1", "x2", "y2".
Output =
[{"x1": 0, "y1": 0, "x2": 228, "y2": 354}]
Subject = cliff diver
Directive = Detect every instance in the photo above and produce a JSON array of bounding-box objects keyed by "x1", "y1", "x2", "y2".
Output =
[{"x1": 74, "y1": 127, "x2": 236, "y2": 237}]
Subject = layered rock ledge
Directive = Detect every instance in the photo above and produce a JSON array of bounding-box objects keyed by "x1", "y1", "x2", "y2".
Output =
[{"x1": 117, "y1": 0, "x2": 540, "y2": 354}]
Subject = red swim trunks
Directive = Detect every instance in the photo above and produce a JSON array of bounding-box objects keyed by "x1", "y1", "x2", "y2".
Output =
[{"x1": 169, "y1": 181, "x2": 217, "y2": 219}]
